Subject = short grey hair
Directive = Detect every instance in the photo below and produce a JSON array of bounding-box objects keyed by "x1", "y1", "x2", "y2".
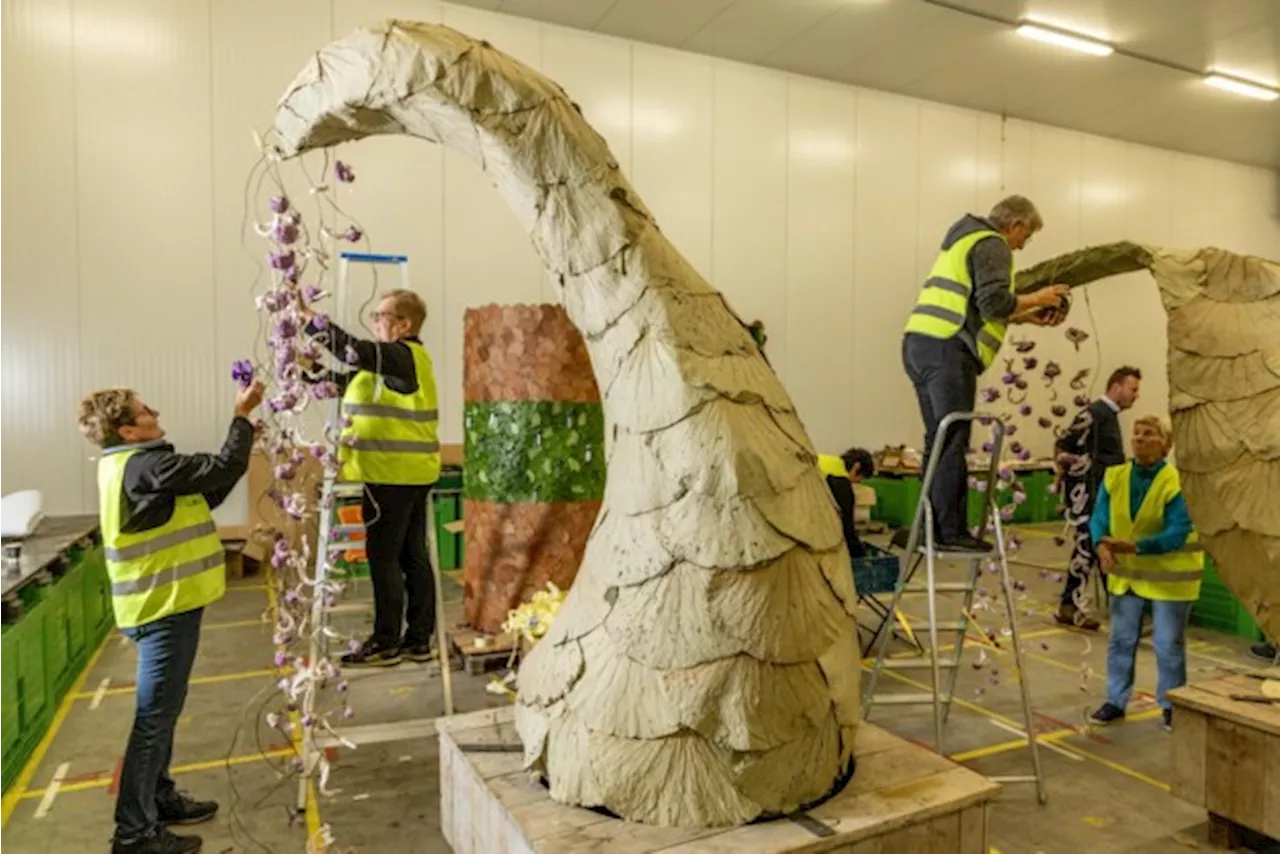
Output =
[{"x1": 988, "y1": 195, "x2": 1043, "y2": 232}]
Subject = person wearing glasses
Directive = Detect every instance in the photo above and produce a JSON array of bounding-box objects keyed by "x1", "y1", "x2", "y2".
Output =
[{"x1": 303, "y1": 289, "x2": 441, "y2": 668}]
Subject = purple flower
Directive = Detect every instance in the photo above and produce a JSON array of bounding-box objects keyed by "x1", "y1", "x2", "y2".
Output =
[
  {"x1": 343, "y1": 345, "x2": 359, "y2": 365},
  {"x1": 268, "y1": 250, "x2": 296, "y2": 270},
  {"x1": 1001, "y1": 372, "x2": 1016, "y2": 386},
  {"x1": 313, "y1": 381, "x2": 339, "y2": 400},
  {"x1": 1015, "y1": 377, "x2": 1028, "y2": 391},
  {"x1": 274, "y1": 316, "x2": 299, "y2": 340},
  {"x1": 343, "y1": 706, "x2": 355, "y2": 719},
  {"x1": 981, "y1": 441, "x2": 993, "y2": 453},
  {"x1": 1074, "y1": 394, "x2": 1090, "y2": 408},
  {"x1": 284, "y1": 265, "x2": 300, "y2": 283},
  {"x1": 230, "y1": 359, "x2": 254, "y2": 388},
  {"x1": 980, "y1": 387, "x2": 1000, "y2": 404},
  {"x1": 311, "y1": 313, "x2": 329, "y2": 331},
  {"x1": 1017, "y1": 449, "x2": 1032, "y2": 462},
  {"x1": 269, "y1": 195, "x2": 290, "y2": 214},
  {"x1": 274, "y1": 650, "x2": 289, "y2": 668},
  {"x1": 303, "y1": 285, "x2": 324, "y2": 303},
  {"x1": 334, "y1": 161, "x2": 355, "y2": 183},
  {"x1": 272, "y1": 221, "x2": 299, "y2": 245},
  {"x1": 1019, "y1": 404, "x2": 1033, "y2": 417},
  {"x1": 1006, "y1": 423, "x2": 1018, "y2": 436},
  {"x1": 1013, "y1": 491, "x2": 1027, "y2": 505},
  {"x1": 343, "y1": 226, "x2": 362, "y2": 242},
  {"x1": 1023, "y1": 357, "x2": 1038, "y2": 370},
  {"x1": 1013, "y1": 578, "x2": 1027, "y2": 592},
  {"x1": 1052, "y1": 404, "x2": 1068, "y2": 418},
  {"x1": 1038, "y1": 416, "x2": 1053, "y2": 429},
  {"x1": 274, "y1": 464, "x2": 296, "y2": 481},
  {"x1": 998, "y1": 466, "x2": 1013, "y2": 482},
  {"x1": 285, "y1": 588, "x2": 300, "y2": 605},
  {"x1": 1000, "y1": 504, "x2": 1015, "y2": 521},
  {"x1": 301, "y1": 714, "x2": 314, "y2": 728},
  {"x1": 1010, "y1": 441, "x2": 1024, "y2": 454},
  {"x1": 337, "y1": 680, "x2": 349, "y2": 694}
]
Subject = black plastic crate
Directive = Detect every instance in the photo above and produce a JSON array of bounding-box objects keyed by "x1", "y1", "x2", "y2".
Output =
[{"x1": 853, "y1": 544, "x2": 900, "y2": 596}]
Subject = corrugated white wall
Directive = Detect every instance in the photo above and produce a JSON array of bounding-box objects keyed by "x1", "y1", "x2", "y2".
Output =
[{"x1": 3, "y1": 0, "x2": 1278, "y2": 523}]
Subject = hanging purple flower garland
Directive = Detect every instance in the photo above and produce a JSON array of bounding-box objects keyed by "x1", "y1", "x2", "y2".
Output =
[{"x1": 236, "y1": 156, "x2": 370, "y2": 803}]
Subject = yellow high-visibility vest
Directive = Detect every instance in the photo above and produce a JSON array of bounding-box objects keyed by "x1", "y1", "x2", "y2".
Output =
[
  {"x1": 97, "y1": 450, "x2": 226, "y2": 629},
  {"x1": 340, "y1": 340, "x2": 441, "y2": 486},
  {"x1": 903, "y1": 228, "x2": 1016, "y2": 369},
  {"x1": 1103, "y1": 461, "x2": 1204, "y2": 602},
  {"x1": 818, "y1": 454, "x2": 849, "y2": 479}
]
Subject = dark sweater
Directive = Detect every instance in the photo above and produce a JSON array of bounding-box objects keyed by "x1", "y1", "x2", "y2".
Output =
[
  {"x1": 1056, "y1": 399, "x2": 1125, "y2": 493},
  {"x1": 105, "y1": 417, "x2": 255, "y2": 534},
  {"x1": 307, "y1": 320, "x2": 422, "y2": 395}
]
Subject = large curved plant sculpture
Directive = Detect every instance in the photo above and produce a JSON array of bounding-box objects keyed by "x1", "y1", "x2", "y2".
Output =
[
  {"x1": 269, "y1": 20, "x2": 860, "y2": 827},
  {"x1": 1019, "y1": 242, "x2": 1280, "y2": 643}
]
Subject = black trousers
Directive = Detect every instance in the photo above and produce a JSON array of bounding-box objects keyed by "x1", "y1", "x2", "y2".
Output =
[
  {"x1": 362, "y1": 483, "x2": 435, "y2": 647},
  {"x1": 902, "y1": 334, "x2": 980, "y2": 541},
  {"x1": 1059, "y1": 476, "x2": 1100, "y2": 606}
]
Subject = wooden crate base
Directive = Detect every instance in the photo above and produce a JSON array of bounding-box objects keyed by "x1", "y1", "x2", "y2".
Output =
[
  {"x1": 437, "y1": 706, "x2": 999, "y2": 853},
  {"x1": 1168, "y1": 668, "x2": 1280, "y2": 845},
  {"x1": 448, "y1": 624, "x2": 521, "y2": 675}
]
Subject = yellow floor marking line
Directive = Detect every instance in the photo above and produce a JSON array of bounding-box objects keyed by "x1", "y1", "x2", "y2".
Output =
[
  {"x1": 89, "y1": 678, "x2": 111, "y2": 710},
  {"x1": 33, "y1": 763, "x2": 69, "y2": 819},
  {"x1": 987, "y1": 719, "x2": 1083, "y2": 762},
  {"x1": 203, "y1": 618, "x2": 267, "y2": 631},
  {"x1": 73, "y1": 667, "x2": 279, "y2": 700},
  {"x1": 225, "y1": 584, "x2": 269, "y2": 593},
  {"x1": 1, "y1": 633, "x2": 110, "y2": 828},
  {"x1": 20, "y1": 749, "x2": 295, "y2": 798},
  {"x1": 948, "y1": 727, "x2": 1075, "y2": 763},
  {"x1": 876, "y1": 668, "x2": 1171, "y2": 792}
]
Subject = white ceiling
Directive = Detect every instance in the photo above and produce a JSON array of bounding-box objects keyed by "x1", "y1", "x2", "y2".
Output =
[{"x1": 450, "y1": 0, "x2": 1280, "y2": 170}]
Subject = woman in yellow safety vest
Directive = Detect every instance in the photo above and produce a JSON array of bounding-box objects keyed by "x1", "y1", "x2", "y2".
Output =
[{"x1": 1087, "y1": 415, "x2": 1203, "y2": 733}]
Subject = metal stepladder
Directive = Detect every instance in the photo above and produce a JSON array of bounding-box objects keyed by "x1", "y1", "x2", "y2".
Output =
[
  {"x1": 294, "y1": 252, "x2": 455, "y2": 816},
  {"x1": 863, "y1": 411, "x2": 1048, "y2": 804}
]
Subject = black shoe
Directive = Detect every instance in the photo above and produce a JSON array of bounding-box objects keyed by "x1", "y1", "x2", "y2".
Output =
[
  {"x1": 936, "y1": 535, "x2": 992, "y2": 554},
  {"x1": 401, "y1": 640, "x2": 436, "y2": 663},
  {"x1": 112, "y1": 827, "x2": 202, "y2": 854},
  {"x1": 1162, "y1": 708, "x2": 1173, "y2": 732},
  {"x1": 1089, "y1": 702, "x2": 1125, "y2": 726},
  {"x1": 156, "y1": 791, "x2": 218, "y2": 826},
  {"x1": 340, "y1": 638, "x2": 402, "y2": 668},
  {"x1": 1249, "y1": 641, "x2": 1277, "y2": 662}
]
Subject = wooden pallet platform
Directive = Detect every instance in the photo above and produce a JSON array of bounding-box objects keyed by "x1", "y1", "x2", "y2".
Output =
[
  {"x1": 449, "y1": 623, "x2": 521, "y2": 675},
  {"x1": 437, "y1": 706, "x2": 1000, "y2": 853},
  {"x1": 1169, "y1": 667, "x2": 1280, "y2": 848}
]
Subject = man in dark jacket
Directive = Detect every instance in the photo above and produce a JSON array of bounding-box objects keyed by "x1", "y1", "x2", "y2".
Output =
[
  {"x1": 79, "y1": 379, "x2": 262, "y2": 854},
  {"x1": 902, "y1": 195, "x2": 1069, "y2": 552},
  {"x1": 1054, "y1": 366, "x2": 1142, "y2": 629}
]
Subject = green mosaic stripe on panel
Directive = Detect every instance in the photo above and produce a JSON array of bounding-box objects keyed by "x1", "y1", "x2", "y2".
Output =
[{"x1": 463, "y1": 401, "x2": 605, "y2": 503}]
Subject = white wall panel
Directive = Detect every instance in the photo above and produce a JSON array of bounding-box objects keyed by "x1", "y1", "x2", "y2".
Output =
[
  {"x1": 73, "y1": 0, "x2": 218, "y2": 509},
  {"x1": 711, "y1": 61, "x2": 788, "y2": 377},
  {"x1": 3, "y1": 0, "x2": 1279, "y2": 516},
  {"x1": 852, "y1": 92, "x2": 920, "y2": 450},
  {"x1": 783, "y1": 77, "x2": 856, "y2": 455},
  {"x1": 440, "y1": 4, "x2": 545, "y2": 442},
  {"x1": 630, "y1": 44, "x2": 714, "y2": 279},
  {"x1": 0, "y1": 0, "x2": 83, "y2": 513}
]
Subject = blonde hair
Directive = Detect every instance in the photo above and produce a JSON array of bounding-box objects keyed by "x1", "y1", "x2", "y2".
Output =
[
  {"x1": 1134, "y1": 414, "x2": 1173, "y2": 453},
  {"x1": 78, "y1": 388, "x2": 137, "y2": 448},
  {"x1": 382, "y1": 289, "x2": 427, "y2": 336}
]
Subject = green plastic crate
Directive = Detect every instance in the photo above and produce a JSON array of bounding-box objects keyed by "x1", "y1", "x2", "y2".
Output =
[{"x1": 864, "y1": 476, "x2": 921, "y2": 529}]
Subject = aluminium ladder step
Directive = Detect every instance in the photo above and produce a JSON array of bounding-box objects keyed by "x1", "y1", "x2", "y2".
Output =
[
  {"x1": 870, "y1": 692, "x2": 954, "y2": 706},
  {"x1": 901, "y1": 581, "x2": 976, "y2": 594},
  {"x1": 881, "y1": 657, "x2": 960, "y2": 670}
]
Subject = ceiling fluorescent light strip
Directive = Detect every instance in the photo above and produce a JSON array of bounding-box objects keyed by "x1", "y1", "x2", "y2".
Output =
[
  {"x1": 1015, "y1": 21, "x2": 1113, "y2": 57},
  {"x1": 1204, "y1": 73, "x2": 1279, "y2": 101}
]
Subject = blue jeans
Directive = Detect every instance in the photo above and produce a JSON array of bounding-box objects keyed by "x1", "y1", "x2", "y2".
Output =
[
  {"x1": 1105, "y1": 591, "x2": 1190, "y2": 711},
  {"x1": 115, "y1": 608, "x2": 204, "y2": 838}
]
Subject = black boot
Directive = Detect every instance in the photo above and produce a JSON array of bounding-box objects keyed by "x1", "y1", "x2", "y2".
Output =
[{"x1": 157, "y1": 790, "x2": 218, "y2": 826}]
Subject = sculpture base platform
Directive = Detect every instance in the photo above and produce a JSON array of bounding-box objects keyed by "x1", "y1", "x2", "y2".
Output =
[
  {"x1": 1169, "y1": 668, "x2": 1280, "y2": 848},
  {"x1": 437, "y1": 707, "x2": 1000, "y2": 853}
]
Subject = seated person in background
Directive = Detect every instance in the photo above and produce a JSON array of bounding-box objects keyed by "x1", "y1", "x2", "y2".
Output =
[
  {"x1": 819, "y1": 453, "x2": 868, "y2": 561},
  {"x1": 841, "y1": 447, "x2": 876, "y2": 484},
  {"x1": 1088, "y1": 416, "x2": 1202, "y2": 732}
]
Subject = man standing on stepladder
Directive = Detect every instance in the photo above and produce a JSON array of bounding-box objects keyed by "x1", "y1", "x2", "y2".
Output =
[
  {"x1": 305, "y1": 289, "x2": 441, "y2": 668},
  {"x1": 902, "y1": 195, "x2": 1070, "y2": 553}
]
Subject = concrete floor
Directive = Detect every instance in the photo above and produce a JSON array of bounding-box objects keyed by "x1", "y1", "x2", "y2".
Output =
[{"x1": 2, "y1": 525, "x2": 1275, "y2": 853}]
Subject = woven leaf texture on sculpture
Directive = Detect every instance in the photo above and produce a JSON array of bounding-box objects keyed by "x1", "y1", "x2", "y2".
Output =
[
  {"x1": 1019, "y1": 242, "x2": 1280, "y2": 642},
  {"x1": 270, "y1": 20, "x2": 860, "y2": 827}
]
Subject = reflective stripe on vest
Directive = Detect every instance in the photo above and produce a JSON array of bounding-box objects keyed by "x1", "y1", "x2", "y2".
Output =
[
  {"x1": 339, "y1": 340, "x2": 442, "y2": 486},
  {"x1": 97, "y1": 449, "x2": 226, "y2": 629},
  {"x1": 1103, "y1": 462, "x2": 1204, "y2": 602},
  {"x1": 817, "y1": 454, "x2": 849, "y2": 479},
  {"x1": 903, "y1": 227, "x2": 1016, "y2": 369}
]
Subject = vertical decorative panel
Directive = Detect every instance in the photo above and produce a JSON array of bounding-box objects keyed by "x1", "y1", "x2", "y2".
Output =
[{"x1": 461, "y1": 305, "x2": 603, "y2": 634}]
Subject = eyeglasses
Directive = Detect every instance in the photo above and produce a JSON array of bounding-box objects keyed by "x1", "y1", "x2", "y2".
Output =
[{"x1": 369, "y1": 311, "x2": 404, "y2": 322}]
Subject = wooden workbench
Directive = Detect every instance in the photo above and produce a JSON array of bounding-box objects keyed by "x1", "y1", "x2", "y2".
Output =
[
  {"x1": 437, "y1": 706, "x2": 1000, "y2": 853},
  {"x1": 1168, "y1": 668, "x2": 1280, "y2": 848}
]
